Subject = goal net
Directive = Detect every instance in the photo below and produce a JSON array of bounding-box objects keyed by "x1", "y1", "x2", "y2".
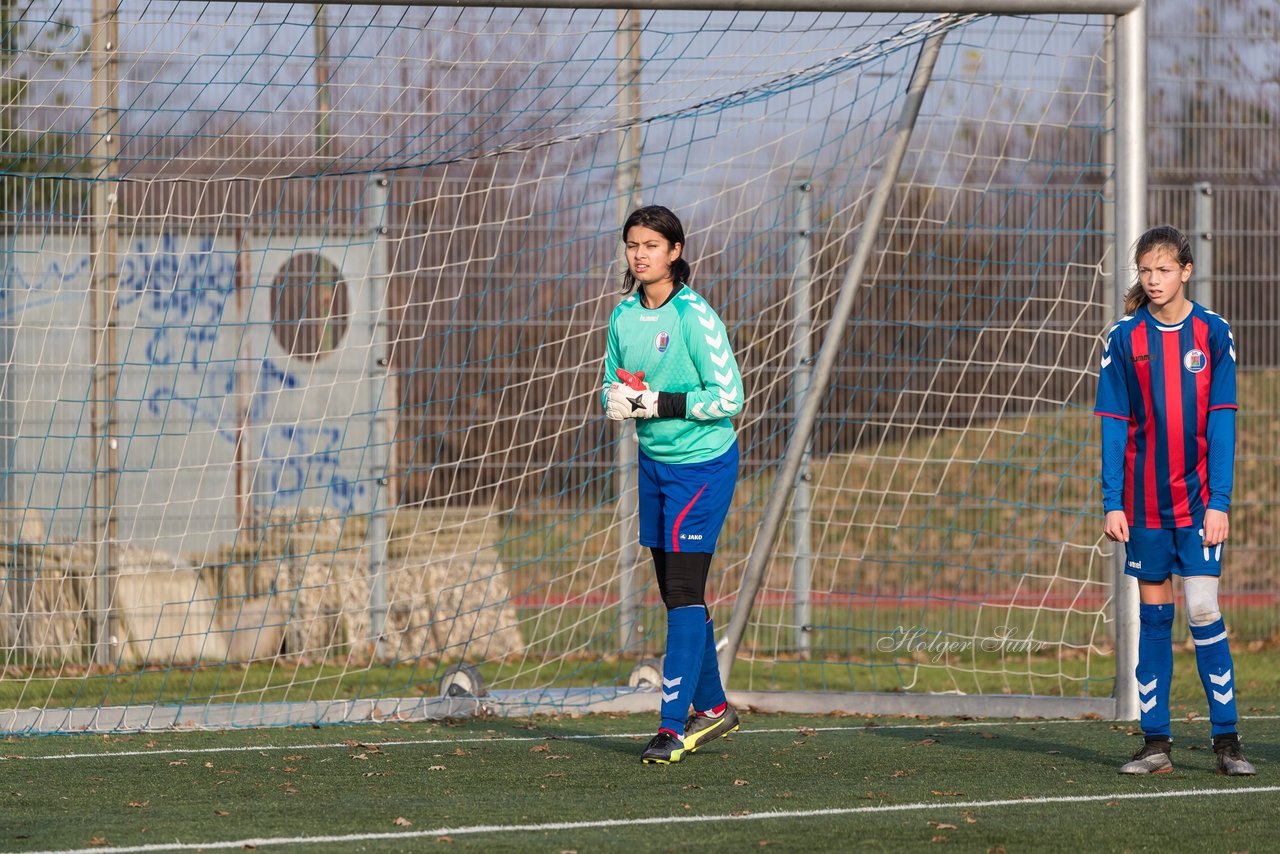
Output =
[{"x1": 0, "y1": 2, "x2": 1126, "y2": 732}]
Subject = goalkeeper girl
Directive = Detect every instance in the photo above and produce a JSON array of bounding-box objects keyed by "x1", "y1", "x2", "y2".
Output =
[
  {"x1": 601, "y1": 205, "x2": 744, "y2": 765},
  {"x1": 1095, "y1": 225, "x2": 1254, "y2": 775}
]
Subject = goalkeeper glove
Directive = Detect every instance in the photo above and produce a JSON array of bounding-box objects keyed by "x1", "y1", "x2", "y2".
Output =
[
  {"x1": 616, "y1": 368, "x2": 647, "y2": 390},
  {"x1": 606, "y1": 383, "x2": 659, "y2": 420}
]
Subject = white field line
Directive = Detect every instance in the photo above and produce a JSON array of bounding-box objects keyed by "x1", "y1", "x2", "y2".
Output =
[
  {"x1": 5, "y1": 714, "x2": 1279, "y2": 762},
  {"x1": 17, "y1": 785, "x2": 1280, "y2": 854}
]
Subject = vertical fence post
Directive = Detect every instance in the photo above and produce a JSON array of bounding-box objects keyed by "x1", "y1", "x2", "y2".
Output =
[
  {"x1": 790, "y1": 181, "x2": 815, "y2": 657},
  {"x1": 363, "y1": 174, "x2": 392, "y2": 660},
  {"x1": 0, "y1": 232, "x2": 17, "y2": 655},
  {"x1": 1192, "y1": 182, "x2": 1213, "y2": 311},
  {"x1": 313, "y1": 4, "x2": 332, "y2": 160},
  {"x1": 89, "y1": 0, "x2": 120, "y2": 668},
  {"x1": 614, "y1": 9, "x2": 644, "y2": 655}
]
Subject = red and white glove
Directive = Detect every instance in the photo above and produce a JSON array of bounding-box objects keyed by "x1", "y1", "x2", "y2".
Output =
[{"x1": 606, "y1": 369, "x2": 659, "y2": 420}]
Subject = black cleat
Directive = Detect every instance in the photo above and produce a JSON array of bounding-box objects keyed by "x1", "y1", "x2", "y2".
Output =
[
  {"x1": 683, "y1": 706, "x2": 740, "y2": 754},
  {"x1": 641, "y1": 730, "x2": 687, "y2": 765},
  {"x1": 1213, "y1": 733, "x2": 1256, "y2": 776},
  {"x1": 1119, "y1": 737, "x2": 1173, "y2": 774}
]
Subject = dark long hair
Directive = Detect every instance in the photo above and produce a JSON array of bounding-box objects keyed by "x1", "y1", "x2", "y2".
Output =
[
  {"x1": 1124, "y1": 225, "x2": 1194, "y2": 314},
  {"x1": 620, "y1": 205, "x2": 691, "y2": 295}
]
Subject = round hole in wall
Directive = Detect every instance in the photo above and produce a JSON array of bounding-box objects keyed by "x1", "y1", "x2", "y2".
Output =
[{"x1": 270, "y1": 252, "x2": 350, "y2": 359}]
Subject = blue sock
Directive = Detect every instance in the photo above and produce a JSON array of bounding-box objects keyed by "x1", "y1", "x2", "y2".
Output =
[
  {"x1": 1136, "y1": 602, "x2": 1174, "y2": 739},
  {"x1": 1190, "y1": 617, "x2": 1238, "y2": 738},
  {"x1": 660, "y1": 606, "x2": 706, "y2": 735},
  {"x1": 691, "y1": 615, "x2": 728, "y2": 713}
]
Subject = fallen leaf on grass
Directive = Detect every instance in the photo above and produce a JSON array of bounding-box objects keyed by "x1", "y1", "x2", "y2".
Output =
[
  {"x1": 450, "y1": 748, "x2": 467, "y2": 757},
  {"x1": 797, "y1": 727, "x2": 817, "y2": 737},
  {"x1": 929, "y1": 822, "x2": 957, "y2": 830},
  {"x1": 733, "y1": 779, "x2": 750, "y2": 786},
  {"x1": 931, "y1": 790, "x2": 963, "y2": 796},
  {"x1": 214, "y1": 810, "x2": 230, "y2": 817},
  {"x1": 168, "y1": 760, "x2": 187, "y2": 767},
  {"x1": 930, "y1": 835, "x2": 947, "y2": 843},
  {"x1": 88, "y1": 838, "x2": 108, "y2": 847},
  {"x1": 731, "y1": 810, "x2": 752, "y2": 816},
  {"x1": 394, "y1": 817, "x2": 412, "y2": 827},
  {"x1": 428, "y1": 765, "x2": 446, "y2": 772},
  {"x1": 127, "y1": 801, "x2": 149, "y2": 809},
  {"x1": 436, "y1": 836, "x2": 454, "y2": 844},
  {"x1": 912, "y1": 739, "x2": 938, "y2": 747}
]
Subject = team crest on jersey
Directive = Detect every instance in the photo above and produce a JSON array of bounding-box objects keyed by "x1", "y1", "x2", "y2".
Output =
[
  {"x1": 655, "y1": 331, "x2": 670, "y2": 353},
  {"x1": 1183, "y1": 349, "x2": 1207, "y2": 373}
]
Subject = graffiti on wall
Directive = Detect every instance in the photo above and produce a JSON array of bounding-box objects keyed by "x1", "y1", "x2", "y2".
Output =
[
  {"x1": 249, "y1": 355, "x2": 369, "y2": 512},
  {"x1": 2, "y1": 234, "x2": 375, "y2": 534}
]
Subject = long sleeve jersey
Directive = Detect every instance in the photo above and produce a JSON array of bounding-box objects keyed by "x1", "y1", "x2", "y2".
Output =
[
  {"x1": 1094, "y1": 301, "x2": 1237, "y2": 528},
  {"x1": 601, "y1": 283, "x2": 744, "y2": 464}
]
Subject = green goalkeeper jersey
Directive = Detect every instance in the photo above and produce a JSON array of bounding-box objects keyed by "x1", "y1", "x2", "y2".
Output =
[{"x1": 601, "y1": 284, "x2": 744, "y2": 464}]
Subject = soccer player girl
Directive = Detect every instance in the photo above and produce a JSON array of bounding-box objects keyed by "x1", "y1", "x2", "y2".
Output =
[
  {"x1": 1095, "y1": 225, "x2": 1254, "y2": 775},
  {"x1": 601, "y1": 205, "x2": 744, "y2": 765}
]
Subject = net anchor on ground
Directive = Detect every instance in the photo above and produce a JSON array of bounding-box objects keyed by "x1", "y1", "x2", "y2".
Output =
[
  {"x1": 439, "y1": 664, "x2": 488, "y2": 698},
  {"x1": 627, "y1": 657, "x2": 664, "y2": 690}
]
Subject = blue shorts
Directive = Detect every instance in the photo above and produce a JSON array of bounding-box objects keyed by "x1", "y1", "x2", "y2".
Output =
[
  {"x1": 1124, "y1": 525, "x2": 1223, "y2": 582},
  {"x1": 637, "y1": 442, "x2": 738, "y2": 554}
]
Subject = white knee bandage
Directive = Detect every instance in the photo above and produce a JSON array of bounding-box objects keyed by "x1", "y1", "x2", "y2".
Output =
[{"x1": 1184, "y1": 576, "x2": 1222, "y2": 627}]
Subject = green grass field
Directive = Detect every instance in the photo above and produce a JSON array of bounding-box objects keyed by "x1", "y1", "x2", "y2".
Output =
[{"x1": 1, "y1": 650, "x2": 1276, "y2": 853}]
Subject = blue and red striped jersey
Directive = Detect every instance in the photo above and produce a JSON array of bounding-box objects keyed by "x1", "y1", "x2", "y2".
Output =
[{"x1": 1094, "y1": 302, "x2": 1237, "y2": 529}]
